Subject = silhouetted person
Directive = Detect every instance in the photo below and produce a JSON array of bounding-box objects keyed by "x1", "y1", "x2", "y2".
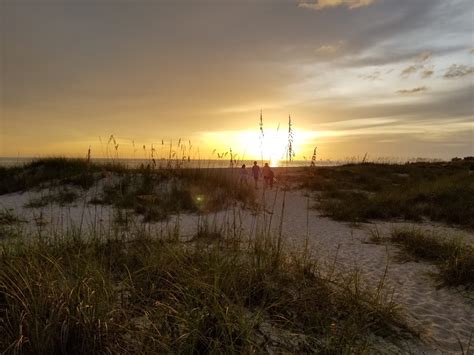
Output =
[
  {"x1": 262, "y1": 163, "x2": 274, "y2": 189},
  {"x1": 252, "y1": 161, "x2": 260, "y2": 189},
  {"x1": 239, "y1": 164, "x2": 248, "y2": 185}
]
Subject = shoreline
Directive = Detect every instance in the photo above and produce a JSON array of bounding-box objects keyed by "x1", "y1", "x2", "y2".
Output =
[{"x1": 0, "y1": 156, "x2": 451, "y2": 169}]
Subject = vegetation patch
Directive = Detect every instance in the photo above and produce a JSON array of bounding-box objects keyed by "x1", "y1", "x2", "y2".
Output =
[
  {"x1": 391, "y1": 229, "x2": 474, "y2": 288},
  {"x1": 24, "y1": 188, "x2": 80, "y2": 208},
  {"x1": 2, "y1": 158, "x2": 255, "y2": 221},
  {"x1": 0, "y1": 157, "x2": 131, "y2": 195},
  {"x1": 0, "y1": 210, "x2": 23, "y2": 226},
  {"x1": 93, "y1": 167, "x2": 255, "y2": 222},
  {"x1": 0, "y1": 231, "x2": 414, "y2": 353},
  {"x1": 300, "y1": 162, "x2": 474, "y2": 228},
  {"x1": 0, "y1": 210, "x2": 24, "y2": 240}
]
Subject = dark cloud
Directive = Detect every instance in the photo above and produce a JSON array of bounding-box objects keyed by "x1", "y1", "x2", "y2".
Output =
[
  {"x1": 420, "y1": 69, "x2": 434, "y2": 79},
  {"x1": 338, "y1": 1, "x2": 471, "y2": 68},
  {"x1": 400, "y1": 51, "x2": 435, "y2": 78},
  {"x1": 443, "y1": 64, "x2": 474, "y2": 79},
  {"x1": 401, "y1": 65, "x2": 420, "y2": 77},
  {"x1": 396, "y1": 87, "x2": 428, "y2": 94}
]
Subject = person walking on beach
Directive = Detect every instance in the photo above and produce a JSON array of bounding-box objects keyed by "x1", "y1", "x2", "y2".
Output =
[
  {"x1": 268, "y1": 167, "x2": 274, "y2": 189},
  {"x1": 262, "y1": 163, "x2": 274, "y2": 189},
  {"x1": 239, "y1": 164, "x2": 248, "y2": 185},
  {"x1": 251, "y1": 161, "x2": 260, "y2": 189}
]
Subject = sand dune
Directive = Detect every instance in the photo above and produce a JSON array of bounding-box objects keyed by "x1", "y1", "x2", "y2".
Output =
[{"x1": 1, "y1": 185, "x2": 473, "y2": 354}]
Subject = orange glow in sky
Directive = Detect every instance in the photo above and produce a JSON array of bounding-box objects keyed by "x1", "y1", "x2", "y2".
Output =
[{"x1": 1, "y1": 1, "x2": 472, "y2": 161}]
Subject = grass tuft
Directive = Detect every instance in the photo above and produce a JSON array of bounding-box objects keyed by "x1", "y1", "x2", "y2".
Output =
[
  {"x1": 0, "y1": 230, "x2": 415, "y2": 353},
  {"x1": 391, "y1": 229, "x2": 474, "y2": 287},
  {"x1": 25, "y1": 188, "x2": 79, "y2": 208}
]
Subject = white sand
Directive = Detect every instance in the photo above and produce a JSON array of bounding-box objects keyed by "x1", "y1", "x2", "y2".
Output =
[{"x1": 1, "y1": 185, "x2": 473, "y2": 354}]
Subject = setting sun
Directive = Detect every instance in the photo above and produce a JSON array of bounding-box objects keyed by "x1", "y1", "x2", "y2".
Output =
[{"x1": 199, "y1": 126, "x2": 312, "y2": 165}]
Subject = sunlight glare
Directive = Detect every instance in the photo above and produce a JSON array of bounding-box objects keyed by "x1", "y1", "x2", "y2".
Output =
[{"x1": 200, "y1": 129, "x2": 318, "y2": 165}]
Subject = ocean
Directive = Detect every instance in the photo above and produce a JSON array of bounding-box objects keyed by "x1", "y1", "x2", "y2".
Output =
[{"x1": 0, "y1": 157, "x2": 341, "y2": 168}]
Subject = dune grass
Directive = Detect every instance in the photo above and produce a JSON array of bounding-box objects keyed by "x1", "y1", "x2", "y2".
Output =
[
  {"x1": 25, "y1": 188, "x2": 80, "y2": 208},
  {"x1": 391, "y1": 229, "x2": 474, "y2": 288},
  {"x1": 1, "y1": 157, "x2": 255, "y2": 222},
  {"x1": 300, "y1": 162, "x2": 474, "y2": 228},
  {"x1": 5, "y1": 157, "x2": 469, "y2": 352},
  {"x1": 0, "y1": 227, "x2": 414, "y2": 354},
  {"x1": 0, "y1": 157, "x2": 143, "y2": 195},
  {"x1": 0, "y1": 210, "x2": 25, "y2": 241},
  {"x1": 92, "y1": 164, "x2": 255, "y2": 222},
  {"x1": 0, "y1": 210, "x2": 23, "y2": 226}
]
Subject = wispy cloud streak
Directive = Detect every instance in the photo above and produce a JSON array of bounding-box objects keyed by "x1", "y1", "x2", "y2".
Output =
[
  {"x1": 396, "y1": 87, "x2": 428, "y2": 95},
  {"x1": 298, "y1": 0, "x2": 375, "y2": 10}
]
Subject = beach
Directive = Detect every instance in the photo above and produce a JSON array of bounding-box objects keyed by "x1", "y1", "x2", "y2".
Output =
[{"x1": 1, "y1": 159, "x2": 473, "y2": 353}]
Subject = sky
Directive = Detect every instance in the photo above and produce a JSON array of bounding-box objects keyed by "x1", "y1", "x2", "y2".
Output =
[{"x1": 1, "y1": 0, "x2": 473, "y2": 162}]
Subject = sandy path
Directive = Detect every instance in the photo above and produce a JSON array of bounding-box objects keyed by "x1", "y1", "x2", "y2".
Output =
[
  {"x1": 250, "y1": 188, "x2": 474, "y2": 354},
  {"x1": 1, "y1": 187, "x2": 473, "y2": 353},
  {"x1": 135, "y1": 188, "x2": 474, "y2": 354}
]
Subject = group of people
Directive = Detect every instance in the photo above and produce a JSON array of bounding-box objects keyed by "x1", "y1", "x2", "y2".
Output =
[{"x1": 239, "y1": 161, "x2": 275, "y2": 189}]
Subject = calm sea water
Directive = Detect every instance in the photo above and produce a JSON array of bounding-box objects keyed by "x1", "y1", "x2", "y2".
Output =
[{"x1": 0, "y1": 157, "x2": 342, "y2": 168}]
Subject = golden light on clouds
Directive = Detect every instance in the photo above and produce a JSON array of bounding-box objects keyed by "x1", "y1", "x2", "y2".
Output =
[
  {"x1": 1, "y1": 1, "x2": 472, "y2": 161},
  {"x1": 315, "y1": 41, "x2": 346, "y2": 55},
  {"x1": 299, "y1": 0, "x2": 376, "y2": 10}
]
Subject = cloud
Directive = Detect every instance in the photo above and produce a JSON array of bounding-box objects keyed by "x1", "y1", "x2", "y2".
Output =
[
  {"x1": 415, "y1": 51, "x2": 432, "y2": 63},
  {"x1": 420, "y1": 68, "x2": 434, "y2": 78},
  {"x1": 400, "y1": 51, "x2": 435, "y2": 78},
  {"x1": 359, "y1": 71, "x2": 382, "y2": 81},
  {"x1": 311, "y1": 85, "x2": 472, "y2": 124},
  {"x1": 2, "y1": 0, "x2": 473, "y2": 159},
  {"x1": 401, "y1": 64, "x2": 434, "y2": 78},
  {"x1": 319, "y1": 118, "x2": 398, "y2": 129},
  {"x1": 316, "y1": 44, "x2": 339, "y2": 54},
  {"x1": 443, "y1": 64, "x2": 474, "y2": 79},
  {"x1": 315, "y1": 40, "x2": 345, "y2": 55},
  {"x1": 298, "y1": 0, "x2": 375, "y2": 10},
  {"x1": 396, "y1": 86, "x2": 428, "y2": 95},
  {"x1": 401, "y1": 65, "x2": 419, "y2": 77}
]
